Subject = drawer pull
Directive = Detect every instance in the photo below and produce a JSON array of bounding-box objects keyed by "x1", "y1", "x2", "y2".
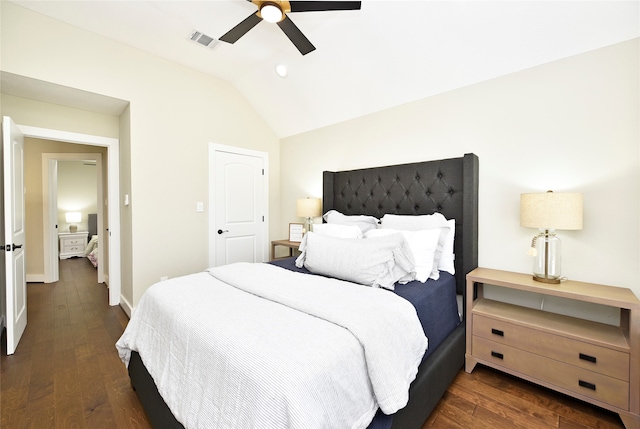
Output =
[
  {"x1": 491, "y1": 351, "x2": 504, "y2": 360},
  {"x1": 578, "y1": 380, "x2": 596, "y2": 391},
  {"x1": 491, "y1": 328, "x2": 504, "y2": 337},
  {"x1": 579, "y1": 353, "x2": 597, "y2": 364}
]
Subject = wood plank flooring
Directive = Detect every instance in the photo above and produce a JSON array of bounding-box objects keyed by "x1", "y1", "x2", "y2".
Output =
[
  {"x1": 1, "y1": 257, "x2": 149, "y2": 429},
  {"x1": 1, "y1": 258, "x2": 627, "y2": 429}
]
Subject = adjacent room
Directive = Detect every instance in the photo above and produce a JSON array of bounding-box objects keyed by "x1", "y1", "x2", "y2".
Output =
[{"x1": 1, "y1": 1, "x2": 638, "y2": 428}]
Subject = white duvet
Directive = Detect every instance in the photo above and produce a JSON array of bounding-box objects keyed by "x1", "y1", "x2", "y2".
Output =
[{"x1": 116, "y1": 262, "x2": 427, "y2": 429}]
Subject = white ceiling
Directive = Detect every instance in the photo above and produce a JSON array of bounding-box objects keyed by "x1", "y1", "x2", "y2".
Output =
[{"x1": 6, "y1": 1, "x2": 640, "y2": 138}]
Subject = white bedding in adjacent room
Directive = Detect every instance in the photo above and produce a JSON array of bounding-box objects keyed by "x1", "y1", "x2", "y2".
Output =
[
  {"x1": 84, "y1": 235, "x2": 98, "y2": 267},
  {"x1": 116, "y1": 262, "x2": 427, "y2": 429}
]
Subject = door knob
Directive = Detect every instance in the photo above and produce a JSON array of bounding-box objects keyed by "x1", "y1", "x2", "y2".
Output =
[
  {"x1": 12, "y1": 243, "x2": 23, "y2": 251},
  {"x1": 217, "y1": 229, "x2": 229, "y2": 235}
]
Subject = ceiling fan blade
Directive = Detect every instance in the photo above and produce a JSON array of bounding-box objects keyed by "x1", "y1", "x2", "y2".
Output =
[
  {"x1": 289, "y1": 1, "x2": 361, "y2": 12},
  {"x1": 277, "y1": 15, "x2": 316, "y2": 55},
  {"x1": 219, "y1": 12, "x2": 262, "y2": 44}
]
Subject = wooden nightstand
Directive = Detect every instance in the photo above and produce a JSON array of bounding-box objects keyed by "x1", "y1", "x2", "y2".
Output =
[
  {"x1": 465, "y1": 268, "x2": 640, "y2": 429},
  {"x1": 271, "y1": 239, "x2": 301, "y2": 261},
  {"x1": 59, "y1": 231, "x2": 89, "y2": 259}
]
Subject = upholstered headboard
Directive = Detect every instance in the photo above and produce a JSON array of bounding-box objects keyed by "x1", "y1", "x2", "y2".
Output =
[
  {"x1": 322, "y1": 153, "x2": 479, "y2": 296},
  {"x1": 88, "y1": 213, "x2": 97, "y2": 239}
]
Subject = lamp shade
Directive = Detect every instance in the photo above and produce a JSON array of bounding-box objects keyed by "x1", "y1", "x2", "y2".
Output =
[
  {"x1": 296, "y1": 198, "x2": 322, "y2": 218},
  {"x1": 520, "y1": 191, "x2": 583, "y2": 230},
  {"x1": 65, "y1": 212, "x2": 82, "y2": 223}
]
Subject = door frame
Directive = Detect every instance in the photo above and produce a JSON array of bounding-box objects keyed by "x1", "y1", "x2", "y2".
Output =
[
  {"x1": 208, "y1": 143, "x2": 269, "y2": 268},
  {"x1": 42, "y1": 153, "x2": 105, "y2": 284},
  {"x1": 19, "y1": 124, "x2": 121, "y2": 306}
]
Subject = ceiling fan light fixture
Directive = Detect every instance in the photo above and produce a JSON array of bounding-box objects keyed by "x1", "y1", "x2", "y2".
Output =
[{"x1": 260, "y1": 3, "x2": 284, "y2": 23}]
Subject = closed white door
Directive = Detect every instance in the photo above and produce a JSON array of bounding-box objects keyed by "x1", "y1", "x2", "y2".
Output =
[
  {"x1": 210, "y1": 146, "x2": 268, "y2": 267},
  {"x1": 3, "y1": 116, "x2": 27, "y2": 355}
]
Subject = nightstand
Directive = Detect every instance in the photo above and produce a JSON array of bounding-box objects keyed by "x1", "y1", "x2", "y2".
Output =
[
  {"x1": 271, "y1": 239, "x2": 301, "y2": 261},
  {"x1": 465, "y1": 268, "x2": 640, "y2": 429},
  {"x1": 59, "y1": 231, "x2": 89, "y2": 259}
]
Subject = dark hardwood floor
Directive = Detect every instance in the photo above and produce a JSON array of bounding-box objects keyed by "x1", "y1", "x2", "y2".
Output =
[
  {"x1": 1, "y1": 258, "x2": 626, "y2": 429},
  {"x1": 1, "y1": 257, "x2": 149, "y2": 429}
]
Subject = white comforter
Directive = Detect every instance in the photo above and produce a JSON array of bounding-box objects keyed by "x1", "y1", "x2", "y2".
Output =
[{"x1": 116, "y1": 262, "x2": 427, "y2": 429}]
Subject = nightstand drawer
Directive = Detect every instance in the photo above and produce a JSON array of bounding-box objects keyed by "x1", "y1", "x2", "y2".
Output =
[
  {"x1": 63, "y1": 245, "x2": 84, "y2": 253},
  {"x1": 472, "y1": 335, "x2": 629, "y2": 410},
  {"x1": 62, "y1": 238, "x2": 84, "y2": 246},
  {"x1": 473, "y1": 314, "x2": 629, "y2": 381}
]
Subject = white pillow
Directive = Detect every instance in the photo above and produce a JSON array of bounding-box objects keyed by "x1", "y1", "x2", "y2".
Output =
[
  {"x1": 322, "y1": 210, "x2": 379, "y2": 233},
  {"x1": 380, "y1": 213, "x2": 455, "y2": 275},
  {"x1": 366, "y1": 228, "x2": 440, "y2": 282},
  {"x1": 439, "y1": 219, "x2": 455, "y2": 275},
  {"x1": 295, "y1": 232, "x2": 415, "y2": 290},
  {"x1": 312, "y1": 223, "x2": 363, "y2": 239}
]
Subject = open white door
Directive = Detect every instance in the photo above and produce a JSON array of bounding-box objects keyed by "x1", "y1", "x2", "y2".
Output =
[
  {"x1": 209, "y1": 144, "x2": 268, "y2": 267},
  {"x1": 3, "y1": 116, "x2": 27, "y2": 355}
]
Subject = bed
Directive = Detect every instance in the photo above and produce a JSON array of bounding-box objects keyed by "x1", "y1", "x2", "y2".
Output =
[
  {"x1": 118, "y1": 153, "x2": 479, "y2": 429},
  {"x1": 84, "y1": 213, "x2": 98, "y2": 267}
]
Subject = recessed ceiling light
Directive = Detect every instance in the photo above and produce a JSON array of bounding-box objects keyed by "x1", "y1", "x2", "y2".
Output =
[{"x1": 275, "y1": 64, "x2": 288, "y2": 78}]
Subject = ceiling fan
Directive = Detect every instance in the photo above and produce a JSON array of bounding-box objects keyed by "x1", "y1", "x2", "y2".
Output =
[{"x1": 219, "y1": 1, "x2": 362, "y2": 55}]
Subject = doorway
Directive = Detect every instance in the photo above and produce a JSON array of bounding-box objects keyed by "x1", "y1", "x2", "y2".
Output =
[
  {"x1": 18, "y1": 123, "x2": 121, "y2": 306},
  {"x1": 208, "y1": 143, "x2": 269, "y2": 267},
  {"x1": 42, "y1": 153, "x2": 105, "y2": 285}
]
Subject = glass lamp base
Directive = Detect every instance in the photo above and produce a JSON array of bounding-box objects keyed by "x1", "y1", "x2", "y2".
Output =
[
  {"x1": 532, "y1": 230, "x2": 561, "y2": 284},
  {"x1": 532, "y1": 275, "x2": 561, "y2": 284}
]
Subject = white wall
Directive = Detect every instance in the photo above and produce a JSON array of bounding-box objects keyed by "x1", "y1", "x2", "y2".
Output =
[
  {"x1": 57, "y1": 161, "x2": 98, "y2": 233},
  {"x1": 1, "y1": 2, "x2": 281, "y2": 307},
  {"x1": 281, "y1": 39, "x2": 640, "y2": 298}
]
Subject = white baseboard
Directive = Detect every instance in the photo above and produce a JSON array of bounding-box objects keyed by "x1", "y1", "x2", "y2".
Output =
[
  {"x1": 119, "y1": 294, "x2": 133, "y2": 318},
  {"x1": 26, "y1": 274, "x2": 45, "y2": 283}
]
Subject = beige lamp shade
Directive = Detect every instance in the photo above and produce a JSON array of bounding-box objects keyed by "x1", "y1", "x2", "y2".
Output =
[
  {"x1": 520, "y1": 191, "x2": 583, "y2": 230},
  {"x1": 65, "y1": 212, "x2": 82, "y2": 233},
  {"x1": 296, "y1": 198, "x2": 322, "y2": 218},
  {"x1": 65, "y1": 212, "x2": 82, "y2": 223}
]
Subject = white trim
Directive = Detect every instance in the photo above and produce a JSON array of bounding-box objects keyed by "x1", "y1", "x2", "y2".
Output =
[
  {"x1": 26, "y1": 274, "x2": 45, "y2": 283},
  {"x1": 208, "y1": 143, "x2": 269, "y2": 268},
  {"x1": 42, "y1": 153, "x2": 104, "y2": 284},
  {"x1": 18, "y1": 124, "x2": 121, "y2": 306},
  {"x1": 44, "y1": 158, "x2": 58, "y2": 282},
  {"x1": 119, "y1": 294, "x2": 133, "y2": 318}
]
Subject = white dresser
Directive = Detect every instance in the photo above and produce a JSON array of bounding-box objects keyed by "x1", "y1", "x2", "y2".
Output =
[{"x1": 58, "y1": 231, "x2": 89, "y2": 259}]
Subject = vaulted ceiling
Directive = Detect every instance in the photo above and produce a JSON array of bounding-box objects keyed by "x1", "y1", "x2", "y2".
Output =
[{"x1": 7, "y1": 1, "x2": 640, "y2": 137}]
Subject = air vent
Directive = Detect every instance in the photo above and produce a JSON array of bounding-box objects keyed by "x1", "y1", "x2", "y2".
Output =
[{"x1": 188, "y1": 30, "x2": 220, "y2": 51}]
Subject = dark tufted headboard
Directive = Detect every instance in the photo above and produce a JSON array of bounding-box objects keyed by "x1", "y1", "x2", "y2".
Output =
[{"x1": 322, "y1": 153, "x2": 478, "y2": 296}]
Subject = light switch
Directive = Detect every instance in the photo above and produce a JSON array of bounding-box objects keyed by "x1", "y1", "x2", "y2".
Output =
[
  {"x1": 124, "y1": 194, "x2": 130, "y2": 206},
  {"x1": 196, "y1": 202, "x2": 204, "y2": 212}
]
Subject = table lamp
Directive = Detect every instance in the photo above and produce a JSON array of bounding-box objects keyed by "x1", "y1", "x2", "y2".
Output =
[
  {"x1": 520, "y1": 191, "x2": 583, "y2": 284},
  {"x1": 65, "y1": 212, "x2": 82, "y2": 233},
  {"x1": 296, "y1": 197, "x2": 321, "y2": 234}
]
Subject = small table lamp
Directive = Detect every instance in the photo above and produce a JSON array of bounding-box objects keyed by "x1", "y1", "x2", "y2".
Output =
[
  {"x1": 296, "y1": 198, "x2": 322, "y2": 234},
  {"x1": 520, "y1": 191, "x2": 583, "y2": 284},
  {"x1": 65, "y1": 212, "x2": 82, "y2": 233}
]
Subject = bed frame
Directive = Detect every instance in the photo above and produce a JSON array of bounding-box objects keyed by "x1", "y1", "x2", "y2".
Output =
[
  {"x1": 127, "y1": 153, "x2": 479, "y2": 429},
  {"x1": 323, "y1": 153, "x2": 478, "y2": 428}
]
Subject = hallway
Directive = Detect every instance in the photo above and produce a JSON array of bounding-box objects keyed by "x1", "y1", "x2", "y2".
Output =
[{"x1": 1, "y1": 257, "x2": 150, "y2": 428}]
